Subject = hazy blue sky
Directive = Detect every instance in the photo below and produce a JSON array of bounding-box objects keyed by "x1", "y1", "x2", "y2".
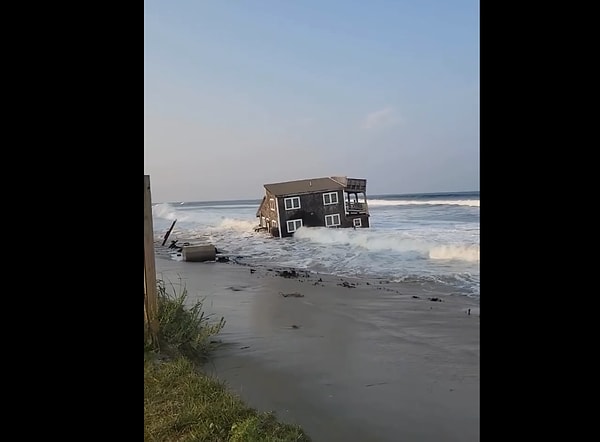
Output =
[{"x1": 144, "y1": 0, "x2": 479, "y2": 203}]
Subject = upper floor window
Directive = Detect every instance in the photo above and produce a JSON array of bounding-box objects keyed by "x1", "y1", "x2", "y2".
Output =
[
  {"x1": 323, "y1": 192, "x2": 338, "y2": 205},
  {"x1": 284, "y1": 197, "x2": 301, "y2": 210},
  {"x1": 269, "y1": 198, "x2": 275, "y2": 211}
]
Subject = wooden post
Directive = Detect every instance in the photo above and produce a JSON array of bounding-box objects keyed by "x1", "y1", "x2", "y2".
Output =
[{"x1": 144, "y1": 175, "x2": 159, "y2": 345}]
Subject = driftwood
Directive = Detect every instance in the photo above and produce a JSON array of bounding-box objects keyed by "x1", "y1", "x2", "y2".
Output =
[
  {"x1": 280, "y1": 292, "x2": 304, "y2": 298},
  {"x1": 162, "y1": 219, "x2": 177, "y2": 246}
]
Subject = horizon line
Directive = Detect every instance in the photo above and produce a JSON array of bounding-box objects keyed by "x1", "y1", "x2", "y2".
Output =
[{"x1": 152, "y1": 189, "x2": 480, "y2": 206}]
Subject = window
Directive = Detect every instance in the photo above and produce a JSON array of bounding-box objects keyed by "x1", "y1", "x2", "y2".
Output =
[
  {"x1": 287, "y1": 219, "x2": 302, "y2": 233},
  {"x1": 269, "y1": 198, "x2": 275, "y2": 211},
  {"x1": 353, "y1": 218, "x2": 362, "y2": 227},
  {"x1": 284, "y1": 197, "x2": 301, "y2": 210},
  {"x1": 323, "y1": 192, "x2": 338, "y2": 205},
  {"x1": 272, "y1": 220, "x2": 277, "y2": 228},
  {"x1": 325, "y1": 214, "x2": 341, "y2": 227}
]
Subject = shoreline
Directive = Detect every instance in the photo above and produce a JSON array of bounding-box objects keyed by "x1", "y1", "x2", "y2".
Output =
[
  {"x1": 155, "y1": 255, "x2": 480, "y2": 441},
  {"x1": 155, "y1": 242, "x2": 481, "y2": 302}
]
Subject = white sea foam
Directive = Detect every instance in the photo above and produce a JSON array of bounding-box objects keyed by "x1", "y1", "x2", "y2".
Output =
[
  {"x1": 184, "y1": 203, "x2": 259, "y2": 210},
  {"x1": 368, "y1": 199, "x2": 479, "y2": 207},
  {"x1": 429, "y1": 244, "x2": 480, "y2": 262},
  {"x1": 152, "y1": 203, "x2": 188, "y2": 221},
  {"x1": 214, "y1": 218, "x2": 258, "y2": 232},
  {"x1": 151, "y1": 194, "x2": 480, "y2": 296},
  {"x1": 294, "y1": 228, "x2": 478, "y2": 264}
]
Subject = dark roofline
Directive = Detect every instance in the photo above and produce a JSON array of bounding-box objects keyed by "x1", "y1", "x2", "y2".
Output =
[{"x1": 264, "y1": 176, "x2": 346, "y2": 197}]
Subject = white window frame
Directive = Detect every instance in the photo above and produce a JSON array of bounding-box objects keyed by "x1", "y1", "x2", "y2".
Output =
[
  {"x1": 323, "y1": 192, "x2": 339, "y2": 205},
  {"x1": 286, "y1": 219, "x2": 302, "y2": 233},
  {"x1": 269, "y1": 198, "x2": 275, "y2": 211},
  {"x1": 353, "y1": 218, "x2": 362, "y2": 227},
  {"x1": 272, "y1": 220, "x2": 277, "y2": 228},
  {"x1": 284, "y1": 196, "x2": 301, "y2": 210},
  {"x1": 325, "y1": 214, "x2": 341, "y2": 227}
]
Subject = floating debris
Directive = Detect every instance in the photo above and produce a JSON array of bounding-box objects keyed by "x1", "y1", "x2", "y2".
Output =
[
  {"x1": 365, "y1": 382, "x2": 388, "y2": 387},
  {"x1": 227, "y1": 286, "x2": 245, "y2": 292},
  {"x1": 280, "y1": 292, "x2": 304, "y2": 298}
]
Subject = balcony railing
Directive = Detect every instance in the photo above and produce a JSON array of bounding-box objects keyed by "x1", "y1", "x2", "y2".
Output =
[
  {"x1": 345, "y1": 202, "x2": 369, "y2": 214},
  {"x1": 345, "y1": 178, "x2": 367, "y2": 192}
]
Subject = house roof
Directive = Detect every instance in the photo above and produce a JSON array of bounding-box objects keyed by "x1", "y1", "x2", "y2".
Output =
[{"x1": 264, "y1": 177, "x2": 346, "y2": 197}]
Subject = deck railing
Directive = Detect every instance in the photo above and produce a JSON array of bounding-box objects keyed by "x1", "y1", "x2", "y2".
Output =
[{"x1": 345, "y1": 202, "x2": 369, "y2": 214}]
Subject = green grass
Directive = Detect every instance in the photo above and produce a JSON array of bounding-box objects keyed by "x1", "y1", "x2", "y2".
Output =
[
  {"x1": 145, "y1": 279, "x2": 311, "y2": 441},
  {"x1": 146, "y1": 278, "x2": 225, "y2": 361},
  {"x1": 144, "y1": 357, "x2": 310, "y2": 441}
]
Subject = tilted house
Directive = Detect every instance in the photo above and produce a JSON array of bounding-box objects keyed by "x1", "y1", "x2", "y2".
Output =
[{"x1": 256, "y1": 176, "x2": 370, "y2": 238}]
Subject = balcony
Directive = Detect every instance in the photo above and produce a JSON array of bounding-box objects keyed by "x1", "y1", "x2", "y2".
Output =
[
  {"x1": 344, "y1": 178, "x2": 367, "y2": 192},
  {"x1": 345, "y1": 202, "x2": 369, "y2": 214}
]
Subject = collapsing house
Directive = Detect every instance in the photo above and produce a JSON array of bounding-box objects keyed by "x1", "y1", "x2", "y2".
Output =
[{"x1": 255, "y1": 176, "x2": 370, "y2": 238}]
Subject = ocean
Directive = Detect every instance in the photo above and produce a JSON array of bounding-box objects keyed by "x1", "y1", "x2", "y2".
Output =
[{"x1": 152, "y1": 191, "x2": 480, "y2": 298}]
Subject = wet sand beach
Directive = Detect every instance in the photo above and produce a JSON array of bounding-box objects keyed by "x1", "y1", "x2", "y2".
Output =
[{"x1": 155, "y1": 257, "x2": 480, "y2": 442}]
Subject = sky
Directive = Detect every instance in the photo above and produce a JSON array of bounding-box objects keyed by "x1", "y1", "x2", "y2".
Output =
[{"x1": 144, "y1": 0, "x2": 479, "y2": 203}]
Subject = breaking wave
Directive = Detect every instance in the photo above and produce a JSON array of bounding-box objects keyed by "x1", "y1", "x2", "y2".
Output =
[
  {"x1": 293, "y1": 227, "x2": 478, "y2": 262},
  {"x1": 214, "y1": 218, "x2": 257, "y2": 232},
  {"x1": 152, "y1": 203, "x2": 188, "y2": 221},
  {"x1": 150, "y1": 193, "x2": 479, "y2": 296},
  {"x1": 368, "y1": 199, "x2": 479, "y2": 207},
  {"x1": 429, "y1": 244, "x2": 480, "y2": 262}
]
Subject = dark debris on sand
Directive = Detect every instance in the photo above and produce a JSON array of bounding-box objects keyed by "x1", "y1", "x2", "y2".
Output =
[{"x1": 276, "y1": 269, "x2": 311, "y2": 279}]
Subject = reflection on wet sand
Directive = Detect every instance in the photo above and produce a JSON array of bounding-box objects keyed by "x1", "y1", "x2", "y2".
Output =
[{"x1": 156, "y1": 258, "x2": 479, "y2": 442}]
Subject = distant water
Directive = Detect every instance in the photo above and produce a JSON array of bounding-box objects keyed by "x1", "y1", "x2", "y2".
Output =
[{"x1": 152, "y1": 191, "x2": 480, "y2": 298}]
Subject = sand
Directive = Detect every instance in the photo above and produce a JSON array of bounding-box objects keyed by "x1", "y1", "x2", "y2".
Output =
[{"x1": 155, "y1": 257, "x2": 480, "y2": 442}]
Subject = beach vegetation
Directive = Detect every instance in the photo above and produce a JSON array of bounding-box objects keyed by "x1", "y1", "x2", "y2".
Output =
[
  {"x1": 144, "y1": 278, "x2": 310, "y2": 441},
  {"x1": 145, "y1": 278, "x2": 225, "y2": 361}
]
